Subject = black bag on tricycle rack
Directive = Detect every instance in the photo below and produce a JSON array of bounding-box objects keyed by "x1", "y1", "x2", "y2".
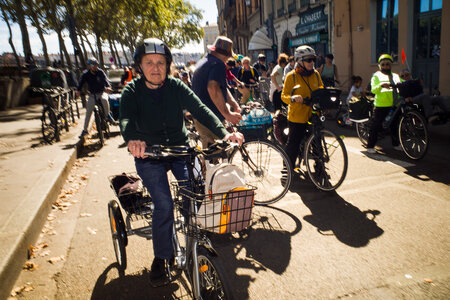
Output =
[
  {"x1": 310, "y1": 88, "x2": 341, "y2": 109},
  {"x1": 349, "y1": 96, "x2": 371, "y2": 120}
]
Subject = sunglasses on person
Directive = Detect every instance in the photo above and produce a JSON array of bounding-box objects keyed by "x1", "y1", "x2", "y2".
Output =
[
  {"x1": 302, "y1": 58, "x2": 316, "y2": 63},
  {"x1": 380, "y1": 62, "x2": 391, "y2": 67}
]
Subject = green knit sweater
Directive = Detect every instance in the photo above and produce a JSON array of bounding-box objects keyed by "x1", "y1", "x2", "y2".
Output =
[{"x1": 119, "y1": 76, "x2": 229, "y2": 146}]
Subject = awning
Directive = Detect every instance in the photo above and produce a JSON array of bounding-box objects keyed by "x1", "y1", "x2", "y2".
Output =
[{"x1": 248, "y1": 26, "x2": 272, "y2": 51}]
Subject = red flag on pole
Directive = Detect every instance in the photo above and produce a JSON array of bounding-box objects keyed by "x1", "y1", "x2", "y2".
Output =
[{"x1": 401, "y1": 48, "x2": 406, "y2": 65}]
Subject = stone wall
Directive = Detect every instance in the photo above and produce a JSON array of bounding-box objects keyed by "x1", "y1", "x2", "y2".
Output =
[{"x1": 0, "y1": 77, "x2": 30, "y2": 110}]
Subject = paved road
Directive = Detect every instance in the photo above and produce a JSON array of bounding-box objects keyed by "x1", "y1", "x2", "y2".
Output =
[{"x1": 9, "y1": 122, "x2": 450, "y2": 299}]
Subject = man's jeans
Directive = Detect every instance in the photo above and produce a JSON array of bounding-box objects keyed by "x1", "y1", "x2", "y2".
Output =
[
  {"x1": 83, "y1": 92, "x2": 110, "y2": 131},
  {"x1": 135, "y1": 158, "x2": 189, "y2": 260}
]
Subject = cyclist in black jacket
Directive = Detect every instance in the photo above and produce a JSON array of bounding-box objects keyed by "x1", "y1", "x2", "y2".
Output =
[{"x1": 76, "y1": 58, "x2": 113, "y2": 137}]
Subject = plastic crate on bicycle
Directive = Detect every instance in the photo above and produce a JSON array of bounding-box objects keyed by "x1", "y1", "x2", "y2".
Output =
[{"x1": 236, "y1": 106, "x2": 273, "y2": 141}]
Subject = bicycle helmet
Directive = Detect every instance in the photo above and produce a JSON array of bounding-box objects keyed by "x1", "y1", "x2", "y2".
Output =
[
  {"x1": 87, "y1": 57, "x2": 99, "y2": 66},
  {"x1": 294, "y1": 45, "x2": 316, "y2": 62},
  {"x1": 378, "y1": 54, "x2": 393, "y2": 64},
  {"x1": 258, "y1": 53, "x2": 266, "y2": 59},
  {"x1": 134, "y1": 38, "x2": 173, "y2": 75}
]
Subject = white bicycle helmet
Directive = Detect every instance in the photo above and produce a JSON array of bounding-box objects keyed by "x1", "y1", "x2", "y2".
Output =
[{"x1": 294, "y1": 45, "x2": 316, "y2": 61}]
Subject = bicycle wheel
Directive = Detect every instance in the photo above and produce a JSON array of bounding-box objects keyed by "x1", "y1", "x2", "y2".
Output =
[
  {"x1": 94, "y1": 108, "x2": 105, "y2": 146},
  {"x1": 304, "y1": 129, "x2": 348, "y2": 191},
  {"x1": 72, "y1": 90, "x2": 80, "y2": 119},
  {"x1": 41, "y1": 106, "x2": 59, "y2": 143},
  {"x1": 355, "y1": 120, "x2": 370, "y2": 146},
  {"x1": 108, "y1": 200, "x2": 127, "y2": 271},
  {"x1": 398, "y1": 110, "x2": 428, "y2": 160},
  {"x1": 229, "y1": 140, "x2": 292, "y2": 205},
  {"x1": 62, "y1": 109, "x2": 70, "y2": 132},
  {"x1": 194, "y1": 246, "x2": 233, "y2": 300}
]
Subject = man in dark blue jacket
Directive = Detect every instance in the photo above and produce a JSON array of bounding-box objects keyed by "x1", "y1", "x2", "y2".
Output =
[{"x1": 76, "y1": 58, "x2": 113, "y2": 137}]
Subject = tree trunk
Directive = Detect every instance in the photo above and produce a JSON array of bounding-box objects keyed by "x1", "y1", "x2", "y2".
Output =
[
  {"x1": 108, "y1": 37, "x2": 117, "y2": 66},
  {"x1": 1, "y1": 6, "x2": 21, "y2": 68},
  {"x1": 35, "y1": 23, "x2": 50, "y2": 66},
  {"x1": 13, "y1": 0, "x2": 33, "y2": 64},
  {"x1": 82, "y1": 31, "x2": 96, "y2": 58},
  {"x1": 57, "y1": 30, "x2": 72, "y2": 69},
  {"x1": 78, "y1": 34, "x2": 88, "y2": 67},
  {"x1": 65, "y1": 0, "x2": 85, "y2": 69},
  {"x1": 95, "y1": 32, "x2": 104, "y2": 68},
  {"x1": 121, "y1": 43, "x2": 130, "y2": 66},
  {"x1": 113, "y1": 41, "x2": 122, "y2": 67}
]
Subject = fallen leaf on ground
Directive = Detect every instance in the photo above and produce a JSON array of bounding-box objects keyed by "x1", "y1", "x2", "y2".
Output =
[
  {"x1": 48, "y1": 255, "x2": 65, "y2": 264},
  {"x1": 87, "y1": 227, "x2": 97, "y2": 235},
  {"x1": 424, "y1": 278, "x2": 433, "y2": 283},
  {"x1": 23, "y1": 261, "x2": 39, "y2": 271},
  {"x1": 81, "y1": 175, "x2": 88, "y2": 180}
]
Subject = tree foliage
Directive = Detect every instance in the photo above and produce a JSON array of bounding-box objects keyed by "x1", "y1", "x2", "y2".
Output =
[{"x1": 1, "y1": 0, "x2": 205, "y2": 68}]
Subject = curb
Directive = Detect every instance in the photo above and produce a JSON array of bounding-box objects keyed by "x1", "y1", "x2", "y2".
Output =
[{"x1": 0, "y1": 111, "x2": 87, "y2": 300}]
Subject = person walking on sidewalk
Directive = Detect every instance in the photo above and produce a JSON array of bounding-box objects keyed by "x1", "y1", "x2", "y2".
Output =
[
  {"x1": 281, "y1": 45, "x2": 323, "y2": 169},
  {"x1": 320, "y1": 54, "x2": 339, "y2": 87},
  {"x1": 119, "y1": 38, "x2": 243, "y2": 287},
  {"x1": 76, "y1": 58, "x2": 114, "y2": 138},
  {"x1": 191, "y1": 36, "x2": 242, "y2": 148},
  {"x1": 270, "y1": 53, "x2": 289, "y2": 112},
  {"x1": 366, "y1": 54, "x2": 402, "y2": 153}
]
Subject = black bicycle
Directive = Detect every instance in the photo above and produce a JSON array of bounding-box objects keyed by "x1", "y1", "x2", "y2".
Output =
[
  {"x1": 108, "y1": 141, "x2": 253, "y2": 299},
  {"x1": 273, "y1": 86, "x2": 348, "y2": 193},
  {"x1": 353, "y1": 93, "x2": 429, "y2": 160},
  {"x1": 36, "y1": 87, "x2": 72, "y2": 144},
  {"x1": 92, "y1": 93, "x2": 110, "y2": 146}
]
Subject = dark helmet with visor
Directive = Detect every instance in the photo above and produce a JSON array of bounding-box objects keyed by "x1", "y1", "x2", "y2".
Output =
[
  {"x1": 87, "y1": 57, "x2": 99, "y2": 66},
  {"x1": 133, "y1": 38, "x2": 172, "y2": 75}
]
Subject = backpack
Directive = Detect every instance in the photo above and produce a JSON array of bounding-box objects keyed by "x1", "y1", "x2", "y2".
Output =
[{"x1": 197, "y1": 163, "x2": 254, "y2": 234}]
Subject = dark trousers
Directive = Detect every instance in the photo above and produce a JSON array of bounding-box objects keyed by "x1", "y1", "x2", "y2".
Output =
[
  {"x1": 285, "y1": 121, "x2": 308, "y2": 168},
  {"x1": 272, "y1": 90, "x2": 285, "y2": 112},
  {"x1": 367, "y1": 106, "x2": 399, "y2": 148},
  {"x1": 135, "y1": 158, "x2": 189, "y2": 260}
]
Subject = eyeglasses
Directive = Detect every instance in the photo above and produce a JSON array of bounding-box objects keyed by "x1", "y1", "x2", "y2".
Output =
[
  {"x1": 302, "y1": 58, "x2": 316, "y2": 63},
  {"x1": 380, "y1": 63, "x2": 391, "y2": 67}
]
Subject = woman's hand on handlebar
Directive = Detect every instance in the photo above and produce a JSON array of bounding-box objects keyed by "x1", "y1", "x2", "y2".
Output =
[
  {"x1": 224, "y1": 132, "x2": 244, "y2": 146},
  {"x1": 291, "y1": 95, "x2": 304, "y2": 104},
  {"x1": 128, "y1": 140, "x2": 148, "y2": 158}
]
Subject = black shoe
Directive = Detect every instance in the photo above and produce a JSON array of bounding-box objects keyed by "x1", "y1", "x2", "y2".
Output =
[
  {"x1": 149, "y1": 257, "x2": 169, "y2": 287},
  {"x1": 79, "y1": 130, "x2": 88, "y2": 138}
]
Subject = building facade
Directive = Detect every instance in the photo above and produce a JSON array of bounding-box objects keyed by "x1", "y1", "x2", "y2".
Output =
[
  {"x1": 217, "y1": 0, "x2": 448, "y2": 95},
  {"x1": 334, "y1": 0, "x2": 447, "y2": 94},
  {"x1": 203, "y1": 22, "x2": 220, "y2": 54}
]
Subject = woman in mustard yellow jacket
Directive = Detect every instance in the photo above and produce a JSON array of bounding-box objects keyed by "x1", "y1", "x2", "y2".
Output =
[{"x1": 281, "y1": 45, "x2": 323, "y2": 169}]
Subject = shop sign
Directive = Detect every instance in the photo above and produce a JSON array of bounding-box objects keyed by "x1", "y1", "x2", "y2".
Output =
[
  {"x1": 289, "y1": 33, "x2": 320, "y2": 47},
  {"x1": 296, "y1": 5, "x2": 328, "y2": 36}
]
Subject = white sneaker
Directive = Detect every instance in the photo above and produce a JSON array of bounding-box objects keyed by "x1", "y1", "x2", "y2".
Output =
[
  {"x1": 366, "y1": 148, "x2": 376, "y2": 154},
  {"x1": 393, "y1": 145, "x2": 402, "y2": 151}
]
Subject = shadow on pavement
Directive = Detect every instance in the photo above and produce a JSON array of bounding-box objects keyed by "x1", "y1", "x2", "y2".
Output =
[
  {"x1": 91, "y1": 263, "x2": 190, "y2": 300},
  {"x1": 289, "y1": 174, "x2": 384, "y2": 247},
  {"x1": 208, "y1": 206, "x2": 302, "y2": 299}
]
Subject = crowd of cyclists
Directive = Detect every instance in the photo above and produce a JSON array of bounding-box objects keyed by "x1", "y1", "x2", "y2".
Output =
[{"x1": 69, "y1": 33, "x2": 450, "y2": 288}]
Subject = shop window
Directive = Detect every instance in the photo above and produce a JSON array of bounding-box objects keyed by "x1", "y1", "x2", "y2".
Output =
[
  {"x1": 376, "y1": 0, "x2": 398, "y2": 60},
  {"x1": 415, "y1": 0, "x2": 441, "y2": 59}
]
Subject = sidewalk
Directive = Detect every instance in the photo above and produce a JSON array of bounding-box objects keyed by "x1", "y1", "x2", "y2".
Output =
[{"x1": 0, "y1": 104, "x2": 86, "y2": 300}]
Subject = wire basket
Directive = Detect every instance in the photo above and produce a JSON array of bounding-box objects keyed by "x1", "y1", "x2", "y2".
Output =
[
  {"x1": 109, "y1": 173, "x2": 153, "y2": 216},
  {"x1": 235, "y1": 123, "x2": 273, "y2": 141},
  {"x1": 174, "y1": 185, "x2": 256, "y2": 236}
]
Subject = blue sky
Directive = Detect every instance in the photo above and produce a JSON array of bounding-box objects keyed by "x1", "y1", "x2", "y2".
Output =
[{"x1": 0, "y1": 0, "x2": 218, "y2": 55}]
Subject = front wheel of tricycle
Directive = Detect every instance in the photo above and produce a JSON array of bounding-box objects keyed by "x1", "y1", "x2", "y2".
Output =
[{"x1": 108, "y1": 200, "x2": 127, "y2": 272}]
